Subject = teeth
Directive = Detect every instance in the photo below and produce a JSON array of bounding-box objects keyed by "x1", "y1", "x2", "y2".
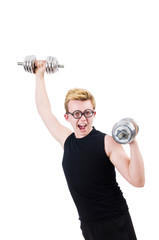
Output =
[{"x1": 78, "y1": 124, "x2": 87, "y2": 129}]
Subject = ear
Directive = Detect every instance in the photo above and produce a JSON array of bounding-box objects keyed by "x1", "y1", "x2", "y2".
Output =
[
  {"x1": 93, "y1": 111, "x2": 96, "y2": 117},
  {"x1": 64, "y1": 113, "x2": 69, "y2": 121}
]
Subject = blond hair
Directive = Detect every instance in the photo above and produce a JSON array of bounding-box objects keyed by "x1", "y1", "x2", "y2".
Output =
[{"x1": 64, "y1": 88, "x2": 96, "y2": 112}]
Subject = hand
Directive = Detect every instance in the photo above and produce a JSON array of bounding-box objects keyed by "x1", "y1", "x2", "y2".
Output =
[{"x1": 35, "y1": 60, "x2": 46, "y2": 77}]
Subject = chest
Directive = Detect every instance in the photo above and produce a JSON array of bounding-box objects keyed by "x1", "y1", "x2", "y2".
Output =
[{"x1": 62, "y1": 137, "x2": 113, "y2": 188}]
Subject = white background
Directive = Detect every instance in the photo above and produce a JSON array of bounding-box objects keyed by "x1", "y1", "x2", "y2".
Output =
[{"x1": 0, "y1": 0, "x2": 159, "y2": 239}]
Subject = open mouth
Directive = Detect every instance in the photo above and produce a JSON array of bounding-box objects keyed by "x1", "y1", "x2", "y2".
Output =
[{"x1": 78, "y1": 124, "x2": 87, "y2": 130}]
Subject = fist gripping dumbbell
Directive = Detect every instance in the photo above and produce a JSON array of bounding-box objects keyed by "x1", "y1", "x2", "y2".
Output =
[
  {"x1": 112, "y1": 118, "x2": 139, "y2": 144},
  {"x1": 17, "y1": 55, "x2": 64, "y2": 74}
]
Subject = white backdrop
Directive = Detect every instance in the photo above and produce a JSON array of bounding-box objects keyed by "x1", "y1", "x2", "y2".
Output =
[{"x1": 0, "y1": 0, "x2": 159, "y2": 239}]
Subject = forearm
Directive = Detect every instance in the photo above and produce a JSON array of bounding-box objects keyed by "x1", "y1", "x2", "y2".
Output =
[
  {"x1": 129, "y1": 140, "x2": 145, "y2": 187},
  {"x1": 35, "y1": 72, "x2": 51, "y2": 115}
]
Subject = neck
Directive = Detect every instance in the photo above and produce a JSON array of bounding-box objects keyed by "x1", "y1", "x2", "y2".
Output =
[{"x1": 75, "y1": 126, "x2": 93, "y2": 139}]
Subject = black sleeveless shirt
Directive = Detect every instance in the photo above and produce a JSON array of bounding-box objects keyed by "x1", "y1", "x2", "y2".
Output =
[{"x1": 62, "y1": 127, "x2": 128, "y2": 223}]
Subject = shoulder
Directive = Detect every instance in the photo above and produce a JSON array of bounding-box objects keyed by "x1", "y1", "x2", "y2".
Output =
[
  {"x1": 63, "y1": 132, "x2": 74, "y2": 147},
  {"x1": 92, "y1": 128, "x2": 106, "y2": 137},
  {"x1": 104, "y1": 134, "x2": 122, "y2": 157}
]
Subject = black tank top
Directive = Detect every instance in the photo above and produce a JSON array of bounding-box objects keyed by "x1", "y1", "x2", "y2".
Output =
[{"x1": 62, "y1": 127, "x2": 128, "y2": 222}]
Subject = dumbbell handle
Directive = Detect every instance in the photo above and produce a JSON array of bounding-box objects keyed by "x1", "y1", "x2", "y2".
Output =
[{"x1": 17, "y1": 61, "x2": 64, "y2": 68}]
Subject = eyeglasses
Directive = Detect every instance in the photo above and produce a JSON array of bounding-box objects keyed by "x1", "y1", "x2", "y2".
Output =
[{"x1": 67, "y1": 109, "x2": 95, "y2": 119}]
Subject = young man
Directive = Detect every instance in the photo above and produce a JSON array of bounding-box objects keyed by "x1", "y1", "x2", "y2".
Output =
[{"x1": 35, "y1": 60, "x2": 145, "y2": 240}]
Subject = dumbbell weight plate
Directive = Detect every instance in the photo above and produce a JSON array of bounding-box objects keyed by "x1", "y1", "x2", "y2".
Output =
[
  {"x1": 112, "y1": 118, "x2": 139, "y2": 144},
  {"x1": 26, "y1": 57, "x2": 32, "y2": 73},
  {"x1": 23, "y1": 55, "x2": 37, "y2": 73},
  {"x1": 23, "y1": 56, "x2": 29, "y2": 72},
  {"x1": 112, "y1": 124, "x2": 132, "y2": 144},
  {"x1": 46, "y1": 56, "x2": 59, "y2": 73}
]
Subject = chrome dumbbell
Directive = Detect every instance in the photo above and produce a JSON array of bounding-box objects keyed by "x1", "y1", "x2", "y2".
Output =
[
  {"x1": 112, "y1": 118, "x2": 139, "y2": 144},
  {"x1": 17, "y1": 55, "x2": 64, "y2": 74}
]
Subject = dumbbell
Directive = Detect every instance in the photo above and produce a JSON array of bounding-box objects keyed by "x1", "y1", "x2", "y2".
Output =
[
  {"x1": 17, "y1": 55, "x2": 64, "y2": 74},
  {"x1": 112, "y1": 118, "x2": 139, "y2": 144}
]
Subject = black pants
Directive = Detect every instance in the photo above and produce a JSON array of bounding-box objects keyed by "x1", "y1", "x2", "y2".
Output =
[{"x1": 80, "y1": 212, "x2": 137, "y2": 240}]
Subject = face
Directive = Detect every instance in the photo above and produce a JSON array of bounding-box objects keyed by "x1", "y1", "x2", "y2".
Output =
[{"x1": 64, "y1": 100, "x2": 96, "y2": 138}]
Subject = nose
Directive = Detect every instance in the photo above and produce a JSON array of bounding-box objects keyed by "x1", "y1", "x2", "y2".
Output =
[{"x1": 80, "y1": 114, "x2": 87, "y2": 120}]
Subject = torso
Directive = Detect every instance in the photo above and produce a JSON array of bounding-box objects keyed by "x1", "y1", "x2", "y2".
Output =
[{"x1": 62, "y1": 127, "x2": 128, "y2": 222}]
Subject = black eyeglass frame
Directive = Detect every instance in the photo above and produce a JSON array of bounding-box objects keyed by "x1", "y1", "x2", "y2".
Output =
[{"x1": 66, "y1": 109, "x2": 95, "y2": 119}]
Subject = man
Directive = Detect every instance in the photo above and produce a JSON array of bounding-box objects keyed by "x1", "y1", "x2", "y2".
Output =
[{"x1": 35, "y1": 60, "x2": 145, "y2": 240}]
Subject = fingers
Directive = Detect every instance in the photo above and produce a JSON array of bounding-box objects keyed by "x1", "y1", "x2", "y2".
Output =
[
  {"x1": 36, "y1": 60, "x2": 46, "y2": 69},
  {"x1": 34, "y1": 60, "x2": 46, "y2": 75}
]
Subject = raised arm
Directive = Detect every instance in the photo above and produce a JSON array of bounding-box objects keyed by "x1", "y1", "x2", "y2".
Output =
[{"x1": 35, "y1": 60, "x2": 72, "y2": 147}]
